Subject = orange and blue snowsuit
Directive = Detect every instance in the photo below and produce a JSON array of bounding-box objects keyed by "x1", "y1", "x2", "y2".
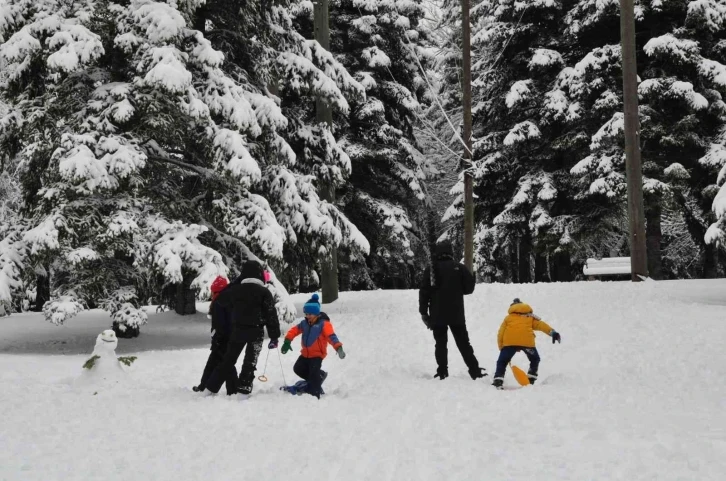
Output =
[
  {"x1": 284, "y1": 312, "x2": 342, "y2": 359},
  {"x1": 284, "y1": 312, "x2": 342, "y2": 397}
]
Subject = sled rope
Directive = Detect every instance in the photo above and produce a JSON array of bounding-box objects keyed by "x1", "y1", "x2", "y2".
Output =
[
  {"x1": 258, "y1": 349, "x2": 270, "y2": 382},
  {"x1": 276, "y1": 348, "x2": 287, "y2": 386}
]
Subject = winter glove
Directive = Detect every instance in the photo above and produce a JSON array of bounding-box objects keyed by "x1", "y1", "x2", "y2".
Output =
[
  {"x1": 336, "y1": 347, "x2": 346, "y2": 359},
  {"x1": 268, "y1": 338, "x2": 279, "y2": 349},
  {"x1": 281, "y1": 339, "x2": 292, "y2": 354},
  {"x1": 551, "y1": 330, "x2": 561, "y2": 344},
  {"x1": 421, "y1": 314, "x2": 432, "y2": 330}
]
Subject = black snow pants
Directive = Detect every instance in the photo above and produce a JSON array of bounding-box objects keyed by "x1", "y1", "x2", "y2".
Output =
[
  {"x1": 432, "y1": 324, "x2": 481, "y2": 377},
  {"x1": 206, "y1": 326, "x2": 264, "y2": 395},
  {"x1": 198, "y1": 333, "x2": 228, "y2": 391},
  {"x1": 293, "y1": 356, "x2": 325, "y2": 398}
]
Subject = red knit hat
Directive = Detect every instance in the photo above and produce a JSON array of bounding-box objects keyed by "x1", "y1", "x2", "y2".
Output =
[{"x1": 210, "y1": 275, "x2": 229, "y2": 299}]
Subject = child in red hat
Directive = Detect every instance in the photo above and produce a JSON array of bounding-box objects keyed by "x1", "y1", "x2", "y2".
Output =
[{"x1": 193, "y1": 275, "x2": 230, "y2": 392}]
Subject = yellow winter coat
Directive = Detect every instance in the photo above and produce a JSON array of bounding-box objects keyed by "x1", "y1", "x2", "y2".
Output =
[{"x1": 497, "y1": 302, "x2": 554, "y2": 350}]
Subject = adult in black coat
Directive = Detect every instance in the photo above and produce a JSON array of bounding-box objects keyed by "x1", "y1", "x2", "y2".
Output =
[
  {"x1": 419, "y1": 240, "x2": 486, "y2": 380},
  {"x1": 204, "y1": 260, "x2": 281, "y2": 395}
]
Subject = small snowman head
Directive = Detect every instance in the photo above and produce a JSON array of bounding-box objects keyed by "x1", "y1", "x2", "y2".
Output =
[{"x1": 95, "y1": 329, "x2": 118, "y2": 353}]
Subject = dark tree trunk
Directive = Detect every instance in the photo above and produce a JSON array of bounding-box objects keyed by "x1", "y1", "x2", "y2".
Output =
[
  {"x1": 174, "y1": 270, "x2": 197, "y2": 315},
  {"x1": 551, "y1": 251, "x2": 573, "y2": 282},
  {"x1": 338, "y1": 250, "x2": 351, "y2": 292},
  {"x1": 34, "y1": 267, "x2": 50, "y2": 312},
  {"x1": 534, "y1": 252, "x2": 549, "y2": 283},
  {"x1": 676, "y1": 191, "x2": 715, "y2": 279},
  {"x1": 509, "y1": 243, "x2": 519, "y2": 284},
  {"x1": 703, "y1": 243, "x2": 718, "y2": 278},
  {"x1": 193, "y1": 3, "x2": 207, "y2": 32},
  {"x1": 645, "y1": 201, "x2": 663, "y2": 280},
  {"x1": 495, "y1": 248, "x2": 507, "y2": 284},
  {"x1": 518, "y1": 232, "x2": 532, "y2": 283}
]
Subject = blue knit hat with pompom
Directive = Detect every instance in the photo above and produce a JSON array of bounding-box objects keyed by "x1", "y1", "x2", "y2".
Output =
[{"x1": 303, "y1": 293, "x2": 321, "y2": 315}]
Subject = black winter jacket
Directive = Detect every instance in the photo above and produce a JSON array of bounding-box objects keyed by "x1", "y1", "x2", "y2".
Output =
[
  {"x1": 418, "y1": 258, "x2": 475, "y2": 327},
  {"x1": 215, "y1": 262, "x2": 281, "y2": 342},
  {"x1": 209, "y1": 298, "x2": 232, "y2": 338}
]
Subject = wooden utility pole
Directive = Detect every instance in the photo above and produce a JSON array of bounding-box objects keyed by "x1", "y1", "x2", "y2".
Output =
[
  {"x1": 619, "y1": 0, "x2": 648, "y2": 281},
  {"x1": 462, "y1": 0, "x2": 474, "y2": 272},
  {"x1": 314, "y1": 0, "x2": 339, "y2": 302}
]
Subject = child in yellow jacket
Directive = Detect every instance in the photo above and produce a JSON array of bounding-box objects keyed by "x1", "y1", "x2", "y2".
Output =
[{"x1": 492, "y1": 298, "x2": 561, "y2": 389}]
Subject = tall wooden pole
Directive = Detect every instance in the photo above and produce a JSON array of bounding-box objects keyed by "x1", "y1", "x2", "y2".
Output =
[
  {"x1": 462, "y1": 0, "x2": 474, "y2": 272},
  {"x1": 619, "y1": 0, "x2": 648, "y2": 281},
  {"x1": 314, "y1": 0, "x2": 339, "y2": 302}
]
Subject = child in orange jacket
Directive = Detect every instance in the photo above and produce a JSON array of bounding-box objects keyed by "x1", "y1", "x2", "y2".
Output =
[
  {"x1": 492, "y1": 298, "x2": 561, "y2": 389},
  {"x1": 281, "y1": 293, "x2": 345, "y2": 398}
]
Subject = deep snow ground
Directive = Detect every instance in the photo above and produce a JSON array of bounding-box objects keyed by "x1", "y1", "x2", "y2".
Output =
[{"x1": 1, "y1": 279, "x2": 725, "y2": 481}]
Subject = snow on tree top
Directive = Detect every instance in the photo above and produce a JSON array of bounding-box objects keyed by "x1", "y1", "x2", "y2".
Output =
[
  {"x1": 190, "y1": 31, "x2": 224, "y2": 67},
  {"x1": 213, "y1": 129, "x2": 261, "y2": 183},
  {"x1": 700, "y1": 127, "x2": 726, "y2": 171},
  {"x1": 643, "y1": 34, "x2": 700, "y2": 62},
  {"x1": 590, "y1": 113, "x2": 624, "y2": 150},
  {"x1": 565, "y1": 0, "x2": 620, "y2": 35},
  {"x1": 643, "y1": 178, "x2": 670, "y2": 194},
  {"x1": 698, "y1": 58, "x2": 726, "y2": 88},
  {"x1": 506, "y1": 80, "x2": 532, "y2": 109},
  {"x1": 704, "y1": 222, "x2": 724, "y2": 245},
  {"x1": 46, "y1": 23, "x2": 104, "y2": 73},
  {"x1": 686, "y1": 0, "x2": 726, "y2": 33},
  {"x1": 354, "y1": 0, "x2": 380, "y2": 11},
  {"x1": 639, "y1": 78, "x2": 709, "y2": 110},
  {"x1": 712, "y1": 184, "x2": 726, "y2": 217},
  {"x1": 66, "y1": 247, "x2": 100, "y2": 266},
  {"x1": 141, "y1": 46, "x2": 192, "y2": 94},
  {"x1": 128, "y1": 1, "x2": 187, "y2": 44},
  {"x1": 362, "y1": 46, "x2": 391, "y2": 68},
  {"x1": 504, "y1": 121, "x2": 541, "y2": 146},
  {"x1": 529, "y1": 49, "x2": 563, "y2": 69},
  {"x1": 356, "y1": 72, "x2": 378, "y2": 91}
]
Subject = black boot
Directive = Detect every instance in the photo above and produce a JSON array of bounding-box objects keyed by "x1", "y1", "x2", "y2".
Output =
[
  {"x1": 469, "y1": 367, "x2": 488, "y2": 380},
  {"x1": 434, "y1": 369, "x2": 448, "y2": 380},
  {"x1": 192, "y1": 385, "x2": 204, "y2": 392},
  {"x1": 492, "y1": 378, "x2": 504, "y2": 390},
  {"x1": 237, "y1": 371, "x2": 254, "y2": 395}
]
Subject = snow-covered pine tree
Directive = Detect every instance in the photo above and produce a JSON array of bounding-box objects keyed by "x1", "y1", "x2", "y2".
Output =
[
  {"x1": 0, "y1": 0, "x2": 368, "y2": 327},
  {"x1": 467, "y1": 0, "x2": 587, "y2": 282},
  {"x1": 706, "y1": 127, "x2": 726, "y2": 249},
  {"x1": 0, "y1": 168, "x2": 24, "y2": 316},
  {"x1": 195, "y1": 0, "x2": 371, "y2": 292},
  {"x1": 290, "y1": 0, "x2": 435, "y2": 289},
  {"x1": 568, "y1": 0, "x2": 726, "y2": 278},
  {"x1": 419, "y1": 0, "x2": 468, "y2": 262}
]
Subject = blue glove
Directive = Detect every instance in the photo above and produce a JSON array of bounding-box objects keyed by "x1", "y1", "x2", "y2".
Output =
[
  {"x1": 268, "y1": 338, "x2": 279, "y2": 349},
  {"x1": 336, "y1": 347, "x2": 346, "y2": 359},
  {"x1": 551, "y1": 330, "x2": 561, "y2": 344}
]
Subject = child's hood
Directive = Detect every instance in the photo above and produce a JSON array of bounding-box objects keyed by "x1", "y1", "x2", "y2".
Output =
[
  {"x1": 508, "y1": 302, "x2": 533, "y2": 315},
  {"x1": 303, "y1": 312, "x2": 330, "y2": 326}
]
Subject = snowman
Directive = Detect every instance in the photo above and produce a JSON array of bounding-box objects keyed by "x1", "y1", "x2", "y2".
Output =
[{"x1": 79, "y1": 330, "x2": 136, "y2": 386}]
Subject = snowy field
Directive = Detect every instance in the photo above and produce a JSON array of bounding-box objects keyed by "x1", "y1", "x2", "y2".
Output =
[{"x1": 1, "y1": 279, "x2": 726, "y2": 481}]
